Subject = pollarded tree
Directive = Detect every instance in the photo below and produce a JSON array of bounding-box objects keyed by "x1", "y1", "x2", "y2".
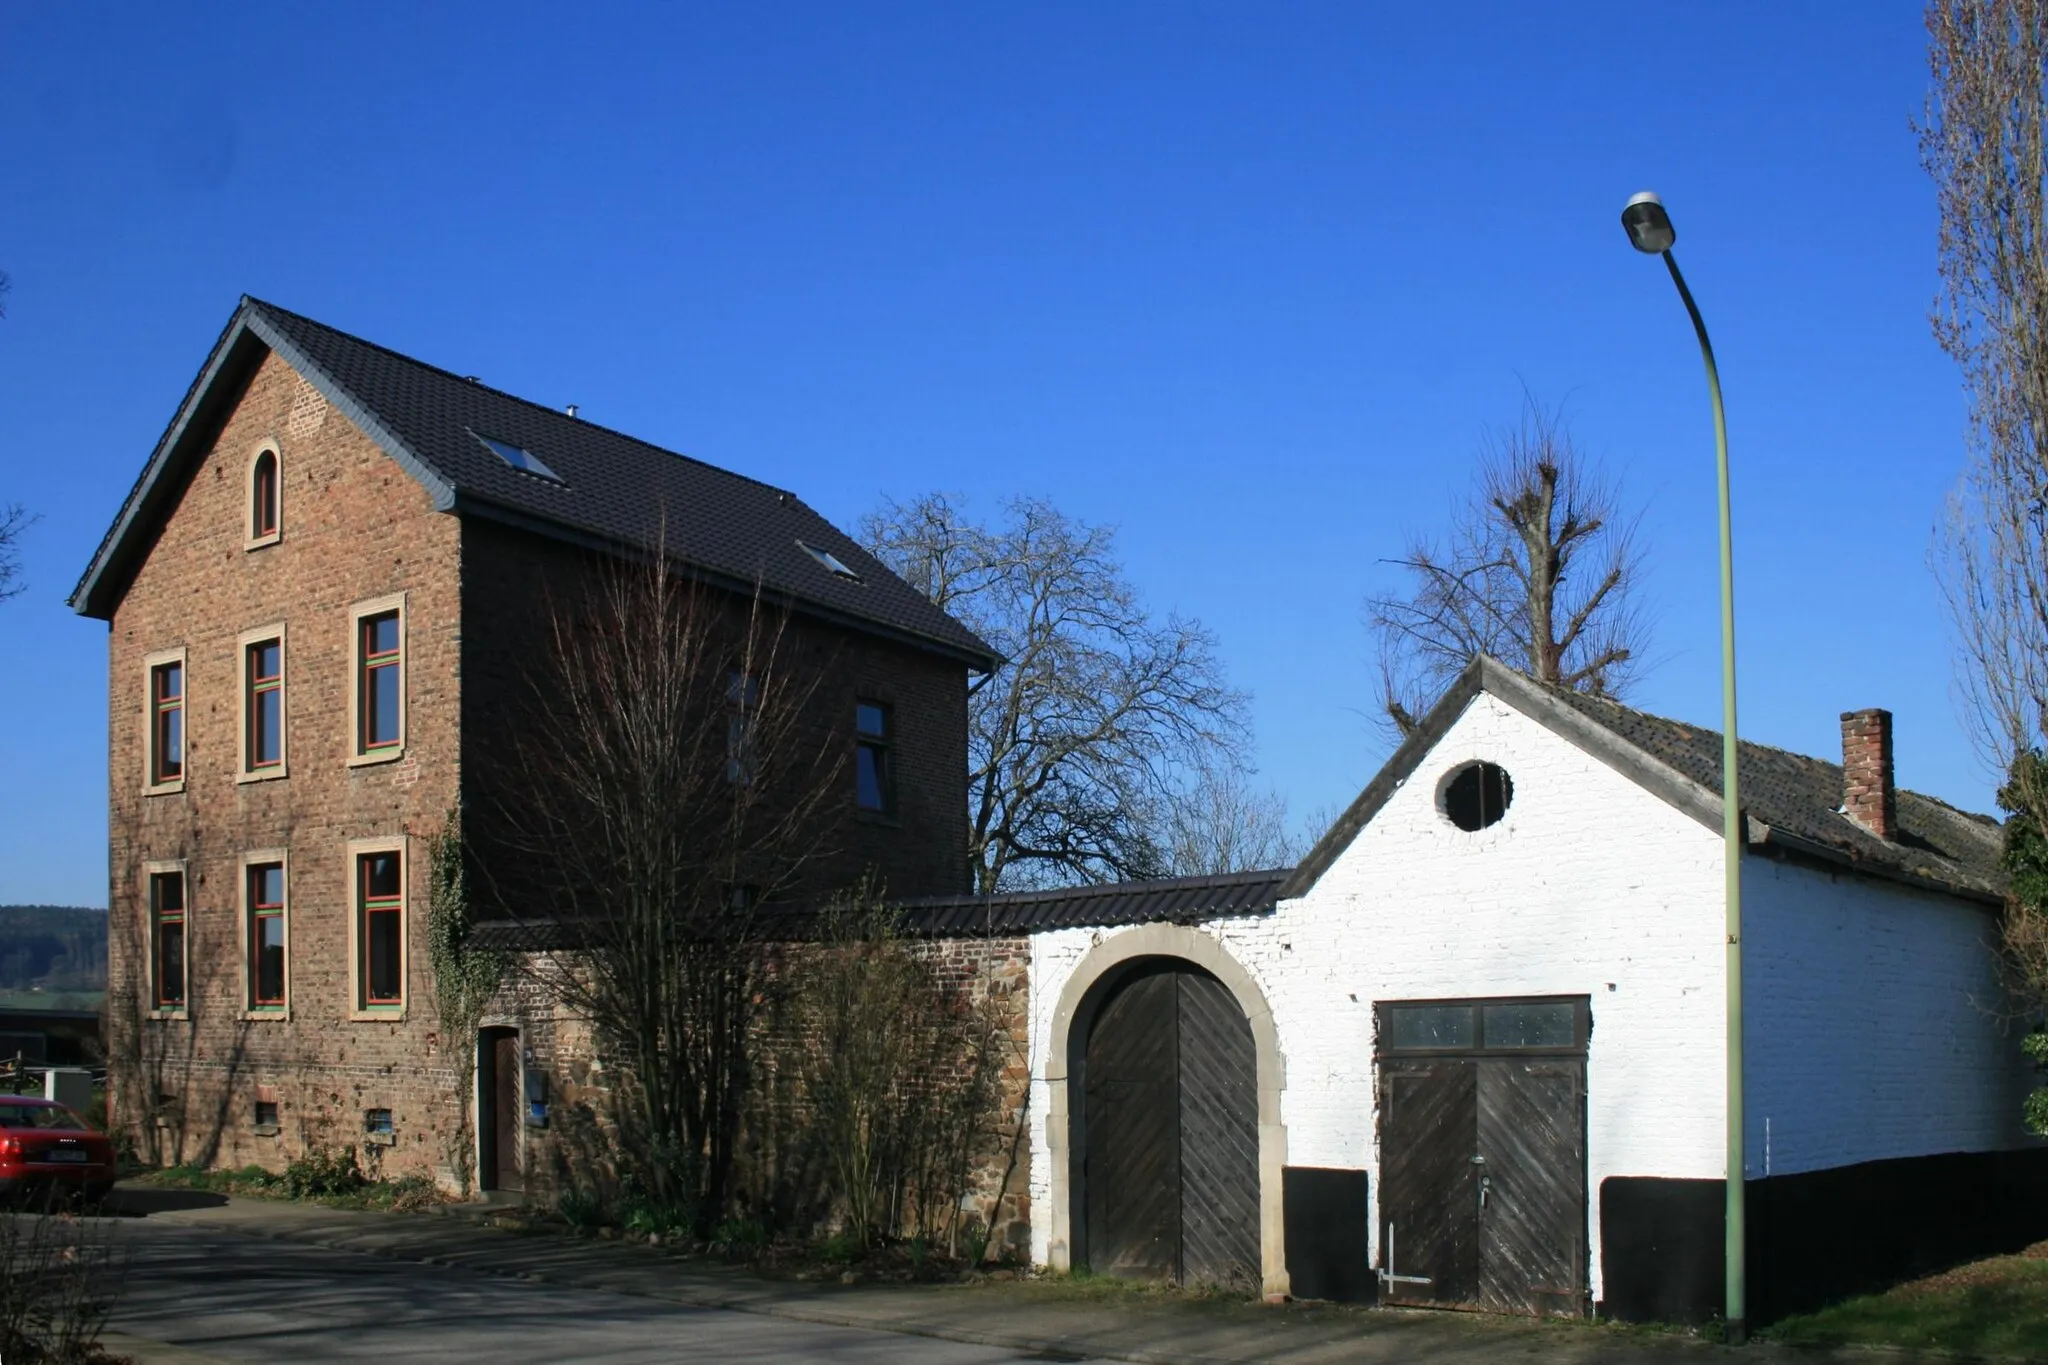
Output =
[
  {"x1": 1368, "y1": 398, "x2": 1648, "y2": 735},
  {"x1": 860, "y1": 494, "x2": 1251, "y2": 893}
]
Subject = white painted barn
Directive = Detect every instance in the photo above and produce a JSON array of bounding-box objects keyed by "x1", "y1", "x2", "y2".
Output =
[{"x1": 902, "y1": 656, "x2": 2048, "y2": 1322}]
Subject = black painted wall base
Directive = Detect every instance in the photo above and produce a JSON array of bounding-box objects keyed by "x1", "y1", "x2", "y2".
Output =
[
  {"x1": 1600, "y1": 1147, "x2": 2048, "y2": 1324},
  {"x1": 1283, "y1": 1166, "x2": 1374, "y2": 1303}
]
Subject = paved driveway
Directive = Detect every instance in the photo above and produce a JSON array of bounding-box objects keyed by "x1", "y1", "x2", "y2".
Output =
[{"x1": 107, "y1": 1214, "x2": 1106, "y2": 1364}]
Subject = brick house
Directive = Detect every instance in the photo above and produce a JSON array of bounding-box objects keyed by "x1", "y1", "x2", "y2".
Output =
[{"x1": 70, "y1": 296, "x2": 999, "y2": 1192}]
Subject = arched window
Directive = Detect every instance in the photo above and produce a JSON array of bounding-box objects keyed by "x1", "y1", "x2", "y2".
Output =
[{"x1": 250, "y1": 449, "x2": 280, "y2": 544}]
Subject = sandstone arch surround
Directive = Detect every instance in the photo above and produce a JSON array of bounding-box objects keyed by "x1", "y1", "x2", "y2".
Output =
[{"x1": 1042, "y1": 923, "x2": 1290, "y2": 1299}]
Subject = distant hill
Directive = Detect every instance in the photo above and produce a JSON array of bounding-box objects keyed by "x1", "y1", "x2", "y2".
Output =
[{"x1": 0, "y1": 907, "x2": 108, "y2": 992}]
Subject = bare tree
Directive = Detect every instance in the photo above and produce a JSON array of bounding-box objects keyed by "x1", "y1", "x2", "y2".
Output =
[
  {"x1": 1368, "y1": 398, "x2": 1647, "y2": 735},
  {"x1": 493, "y1": 543, "x2": 846, "y2": 1229},
  {"x1": 1923, "y1": 0, "x2": 2048, "y2": 1127},
  {"x1": 1154, "y1": 760, "x2": 1301, "y2": 876},
  {"x1": 0, "y1": 504, "x2": 35, "y2": 604},
  {"x1": 861, "y1": 494, "x2": 1250, "y2": 893}
]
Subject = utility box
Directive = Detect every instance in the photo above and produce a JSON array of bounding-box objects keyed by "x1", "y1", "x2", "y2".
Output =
[{"x1": 44, "y1": 1068, "x2": 93, "y2": 1120}]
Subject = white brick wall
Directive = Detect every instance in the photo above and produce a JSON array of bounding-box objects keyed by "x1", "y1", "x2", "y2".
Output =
[
  {"x1": 1028, "y1": 692, "x2": 1730, "y2": 1295},
  {"x1": 1744, "y1": 856, "x2": 2032, "y2": 1176},
  {"x1": 1023, "y1": 688, "x2": 2032, "y2": 1301}
]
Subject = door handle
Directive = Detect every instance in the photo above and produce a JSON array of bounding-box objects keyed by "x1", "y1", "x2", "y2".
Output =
[{"x1": 1478, "y1": 1174, "x2": 1491, "y2": 1209}]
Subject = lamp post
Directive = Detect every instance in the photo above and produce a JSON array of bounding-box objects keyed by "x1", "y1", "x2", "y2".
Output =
[{"x1": 1621, "y1": 190, "x2": 1745, "y2": 1343}]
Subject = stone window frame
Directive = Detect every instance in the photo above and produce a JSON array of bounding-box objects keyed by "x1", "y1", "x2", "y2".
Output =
[
  {"x1": 236, "y1": 622, "x2": 289, "y2": 783},
  {"x1": 245, "y1": 441, "x2": 283, "y2": 550},
  {"x1": 238, "y1": 849, "x2": 292, "y2": 1020},
  {"x1": 143, "y1": 859, "x2": 190, "y2": 1021},
  {"x1": 142, "y1": 646, "x2": 188, "y2": 796},
  {"x1": 346, "y1": 835, "x2": 409, "y2": 1022},
  {"x1": 346, "y1": 593, "x2": 408, "y2": 767}
]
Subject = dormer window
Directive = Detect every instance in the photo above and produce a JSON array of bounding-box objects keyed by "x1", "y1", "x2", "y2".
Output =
[{"x1": 248, "y1": 447, "x2": 281, "y2": 548}]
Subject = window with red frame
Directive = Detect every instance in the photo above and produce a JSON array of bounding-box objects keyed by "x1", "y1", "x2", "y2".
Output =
[
  {"x1": 246, "y1": 639, "x2": 282, "y2": 770},
  {"x1": 248, "y1": 862, "x2": 286, "y2": 1008},
  {"x1": 251, "y1": 450, "x2": 279, "y2": 539},
  {"x1": 359, "y1": 612, "x2": 401, "y2": 753},
  {"x1": 358, "y1": 850, "x2": 403, "y2": 1007},
  {"x1": 150, "y1": 871, "x2": 186, "y2": 1009},
  {"x1": 150, "y1": 660, "x2": 183, "y2": 784}
]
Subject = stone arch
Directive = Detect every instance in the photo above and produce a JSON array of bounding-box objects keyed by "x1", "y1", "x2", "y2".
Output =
[{"x1": 1043, "y1": 923, "x2": 1288, "y2": 1298}]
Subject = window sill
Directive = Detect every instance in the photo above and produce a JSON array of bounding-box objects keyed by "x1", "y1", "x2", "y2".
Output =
[
  {"x1": 145, "y1": 1008, "x2": 188, "y2": 1023},
  {"x1": 855, "y1": 808, "x2": 901, "y2": 827},
  {"x1": 142, "y1": 779, "x2": 186, "y2": 798},
  {"x1": 251, "y1": 1123, "x2": 280, "y2": 1138},
  {"x1": 242, "y1": 1008, "x2": 289, "y2": 1023},
  {"x1": 349, "y1": 1007, "x2": 407, "y2": 1024},
  {"x1": 347, "y1": 746, "x2": 406, "y2": 769},
  {"x1": 236, "y1": 765, "x2": 289, "y2": 785},
  {"x1": 363, "y1": 1131, "x2": 398, "y2": 1148},
  {"x1": 244, "y1": 532, "x2": 282, "y2": 552}
]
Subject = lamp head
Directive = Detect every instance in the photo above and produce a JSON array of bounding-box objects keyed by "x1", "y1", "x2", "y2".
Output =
[{"x1": 1622, "y1": 191, "x2": 1676, "y2": 254}]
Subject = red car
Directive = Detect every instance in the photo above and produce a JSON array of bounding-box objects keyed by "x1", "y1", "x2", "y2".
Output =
[{"x1": 0, "y1": 1096, "x2": 117, "y2": 1204}]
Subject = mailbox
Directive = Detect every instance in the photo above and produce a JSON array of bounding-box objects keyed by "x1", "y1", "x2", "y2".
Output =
[{"x1": 524, "y1": 1069, "x2": 548, "y2": 1128}]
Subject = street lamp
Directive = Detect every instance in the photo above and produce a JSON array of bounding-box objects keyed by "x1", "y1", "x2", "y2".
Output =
[{"x1": 1621, "y1": 190, "x2": 1746, "y2": 1343}]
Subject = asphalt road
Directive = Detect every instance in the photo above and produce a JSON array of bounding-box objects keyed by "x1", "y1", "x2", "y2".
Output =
[{"x1": 104, "y1": 1216, "x2": 1104, "y2": 1364}]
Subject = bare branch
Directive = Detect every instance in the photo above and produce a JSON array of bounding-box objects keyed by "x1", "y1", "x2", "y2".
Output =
[
  {"x1": 1366, "y1": 396, "x2": 1649, "y2": 734},
  {"x1": 862, "y1": 494, "x2": 1252, "y2": 892}
]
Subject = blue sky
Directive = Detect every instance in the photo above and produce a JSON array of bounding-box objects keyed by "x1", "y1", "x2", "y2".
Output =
[{"x1": 0, "y1": 3, "x2": 1978, "y2": 906}]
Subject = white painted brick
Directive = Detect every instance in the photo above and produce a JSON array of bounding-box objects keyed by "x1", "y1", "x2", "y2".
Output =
[{"x1": 1023, "y1": 691, "x2": 2034, "y2": 1299}]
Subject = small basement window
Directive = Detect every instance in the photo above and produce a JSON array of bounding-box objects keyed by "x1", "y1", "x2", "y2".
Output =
[
  {"x1": 364, "y1": 1108, "x2": 394, "y2": 1135},
  {"x1": 798, "y1": 540, "x2": 862, "y2": 582},
  {"x1": 472, "y1": 431, "x2": 563, "y2": 483},
  {"x1": 253, "y1": 1100, "x2": 279, "y2": 1128},
  {"x1": 1441, "y1": 761, "x2": 1513, "y2": 831}
]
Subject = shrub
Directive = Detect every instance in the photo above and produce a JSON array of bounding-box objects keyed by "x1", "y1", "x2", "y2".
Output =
[
  {"x1": 282, "y1": 1146, "x2": 363, "y2": 1198},
  {"x1": 0, "y1": 1200, "x2": 121, "y2": 1364}
]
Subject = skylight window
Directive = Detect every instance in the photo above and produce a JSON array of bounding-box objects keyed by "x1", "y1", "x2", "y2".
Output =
[
  {"x1": 798, "y1": 540, "x2": 863, "y2": 583},
  {"x1": 471, "y1": 431, "x2": 563, "y2": 483}
]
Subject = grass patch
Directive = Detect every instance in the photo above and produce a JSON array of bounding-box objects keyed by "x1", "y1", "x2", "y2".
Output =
[
  {"x1": 134, "y1": 1162, "x2": 445, "y2": 1213},
  {"x1": 1765, "y1": 1240, "x2": 2048, "y2": 1359}
]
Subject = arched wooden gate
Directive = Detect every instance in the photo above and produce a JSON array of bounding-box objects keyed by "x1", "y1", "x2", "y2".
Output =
[{"x1": 1077, "y1": 960, "x2": 1259, "y2": 1286}]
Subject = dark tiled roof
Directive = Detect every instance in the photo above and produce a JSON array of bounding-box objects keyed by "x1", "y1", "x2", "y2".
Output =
[
  {"x1": 893, "y1": 868, "x2": 1293, "y2": 936},
  {"x1": 72, "y1": 298, "x2": 997, "y2": 668},
  {"x1": 1545, "y1": 686, "x2": 2004, "y2": 900},
  {"x1": 1285, "y1": 657, "x2": 2005, "y2": 905}
]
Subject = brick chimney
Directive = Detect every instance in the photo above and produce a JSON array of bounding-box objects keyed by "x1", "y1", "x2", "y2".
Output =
[{"x1": 1840, "y1": 708, "x2": 1896, "y2": 841}]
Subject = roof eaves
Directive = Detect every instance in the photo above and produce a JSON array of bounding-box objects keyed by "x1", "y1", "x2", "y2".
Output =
[
  {"x1": 451, "y1": 494, "x2": 1001, "y2": 671},
  {"x1": 71, "y1": 308, "x2": 262, "y2": 617},
  {"x1": 1749, "y1": 819, "x2": 2003, "y2": 907}
]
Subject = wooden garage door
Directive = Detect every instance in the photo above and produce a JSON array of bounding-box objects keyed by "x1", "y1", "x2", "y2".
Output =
[
  {"x1": 1084, "y1": 963, "x2": 1259, "y2": 1286},
  {"x1": 1376, "y1": 998, "x2": 1588, "y2": 1317}
]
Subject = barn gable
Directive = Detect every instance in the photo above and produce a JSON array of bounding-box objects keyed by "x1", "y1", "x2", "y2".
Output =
[{"x1": 1283, "y1": 656, "x2": 2002, "y2": 907}]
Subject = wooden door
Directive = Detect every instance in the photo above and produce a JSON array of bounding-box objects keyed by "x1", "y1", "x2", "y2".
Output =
[
  {"x1": 1085, "y1": 968, "x2": 1180, "y2": 1279},
  {"x1": 1083, "y1": 963, "x2": 1260, "y2": 1286},
  {"x1": 1177, "y1": 971, "x2": 1259, "y2": 1286},
  {"x1": 492, "y1": 1032, "x2": 523, "y2": 1193},
  {"x1": 1476, "y1": 1058, "x2": 1586, "y2": 1315},
  {"x1": 1377, "y1": 1058, "x2": 1480, "y2": 1306}
]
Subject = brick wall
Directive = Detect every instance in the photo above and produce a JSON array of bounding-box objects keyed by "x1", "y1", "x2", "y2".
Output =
[
  {"x1": 106, "y1": 351, "x2": 463, "y2": 1179},
  {"x1": 458, "y1": 517, "x2": 971, "y2": 909}
]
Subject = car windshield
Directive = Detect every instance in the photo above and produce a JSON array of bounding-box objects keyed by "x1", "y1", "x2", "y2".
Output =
[{"x1": 0, "y1": 1103, "x2": 88, "y2": 1131}]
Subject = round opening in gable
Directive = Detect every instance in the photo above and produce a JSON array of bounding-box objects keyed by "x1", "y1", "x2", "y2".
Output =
[{"x1": 1441, "y1": 761, "x2": 1513, "y2": 832}]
